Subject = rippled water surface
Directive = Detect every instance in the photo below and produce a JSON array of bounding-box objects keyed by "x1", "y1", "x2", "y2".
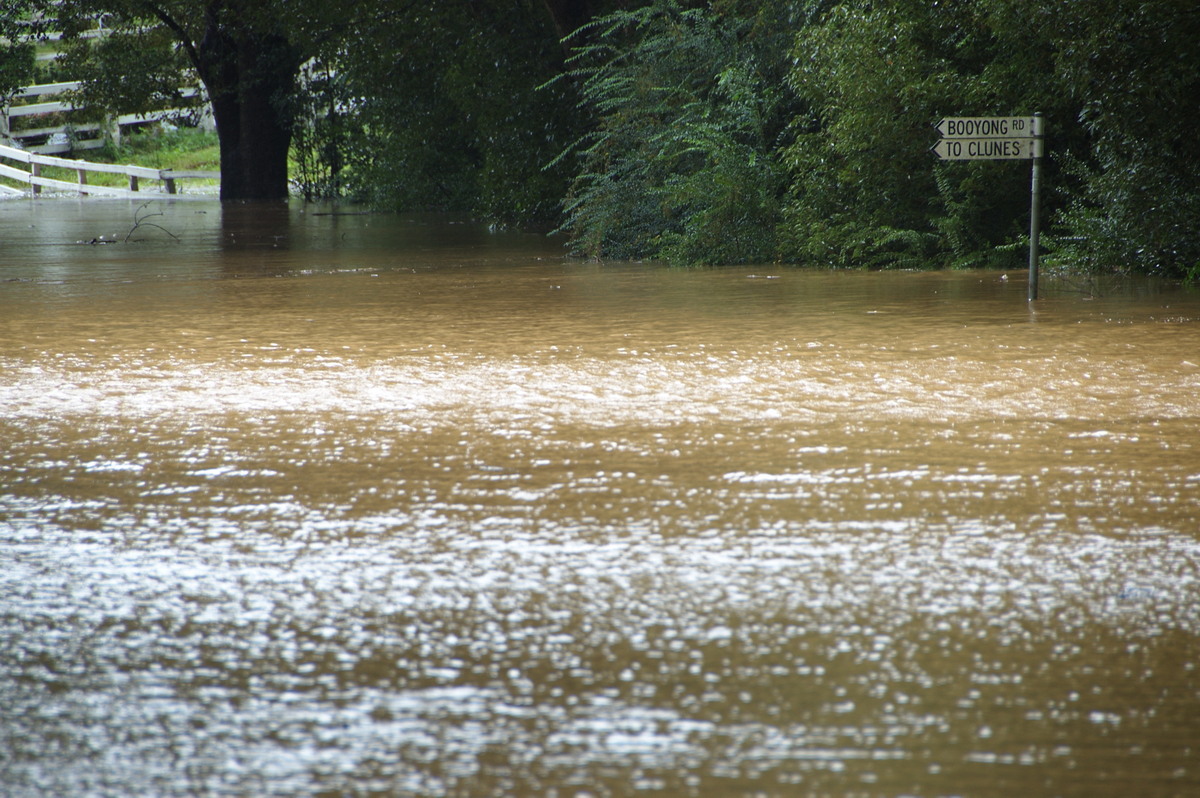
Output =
[{"x1": 2, "y1": 200, "x2": 1199, "y2": 796}]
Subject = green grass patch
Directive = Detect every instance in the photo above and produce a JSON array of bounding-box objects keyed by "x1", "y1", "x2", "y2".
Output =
[{"x1": 102, "y1": 125, "x2": 220, "y2": 171}]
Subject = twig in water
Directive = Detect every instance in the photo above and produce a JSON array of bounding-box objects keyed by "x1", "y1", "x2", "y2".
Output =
[{"x1": 124, "y1": 202, "x2": 180, "y2": 243}]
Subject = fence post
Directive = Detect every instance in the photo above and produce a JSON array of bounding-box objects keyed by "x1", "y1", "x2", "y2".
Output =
[
  {"x1": 76, "y1": 166, "x2": 87, "y2": 195},
  {"x1": 31, "y1": 162, "x2": 41, "y2": 196}
]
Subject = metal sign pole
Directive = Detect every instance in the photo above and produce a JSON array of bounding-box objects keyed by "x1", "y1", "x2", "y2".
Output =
[{"x1": 1028, "y1": 113, "x2": 1044, "y2": 301}]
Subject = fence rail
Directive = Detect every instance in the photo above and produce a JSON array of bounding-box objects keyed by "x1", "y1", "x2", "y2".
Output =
[
  {"x1": 0, "y1": 142, "x2": 219, "y2": 199},
  {"x1": 2, "y1": 81, "x2": 210, "y2": 154}
]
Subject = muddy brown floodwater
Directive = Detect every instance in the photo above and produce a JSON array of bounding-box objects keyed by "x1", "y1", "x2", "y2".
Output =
[{"x1": 2, "y1": 199, "x2": 1199, "y2": 797}]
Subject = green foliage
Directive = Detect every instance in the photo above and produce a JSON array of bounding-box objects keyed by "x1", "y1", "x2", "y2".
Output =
[
  {"x1": 553, "y1": 0, "x2": 798, "y2": 264},
  {"x1": 0, "y1": 41, "x2": 35, "y2": 104},
  {"x1": 1042, "y1": 0, "x2": 1200, "y2": 278},
  {"x1": 289, "y1": 59, "x2": 359, "y2": 201},
  {"x1": 780, "y1": 0, "x2": 1200, "y2": 277},
  {"x1": 782, "y1": 0, "x2": 1049, "y2": 269},
  {"x1": 339, "y1": 1, "x2": 577, "y2": 226},
  {"x1": 0, "y1": 3, "x2": 40, "y2": 101},
  {"x1": 56, "y1": 25, "x2": 204, "y2": 124}
]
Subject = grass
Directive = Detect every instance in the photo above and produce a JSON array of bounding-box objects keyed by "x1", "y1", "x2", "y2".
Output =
[{"x1": 104, "y1": 125, "x2": 220, "y2": 172}]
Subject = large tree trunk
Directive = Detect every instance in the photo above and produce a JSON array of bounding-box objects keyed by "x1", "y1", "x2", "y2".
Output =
[{"x1": 197, "y1": 16, "x2": 299, "y2": 201}]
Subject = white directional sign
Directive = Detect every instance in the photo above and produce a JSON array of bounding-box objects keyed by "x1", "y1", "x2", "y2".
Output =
[
  {"x1": 932, "y1": 112, "x2": 1046, "y2": 298},
  {"x1": 932, "y1": 136, "x2": 1042, "y2": 161},
  {"x1": 936, "y1": 116, "x2": 1039, "y2": 138}
]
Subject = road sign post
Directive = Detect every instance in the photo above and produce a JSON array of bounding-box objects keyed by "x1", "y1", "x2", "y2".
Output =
[
  {"x1": 1027, "y1": 113, "x2": 1044, "y2": 301},
  {"x1": 933, "y1": 113, "x2": 1045, "y2": 300}
]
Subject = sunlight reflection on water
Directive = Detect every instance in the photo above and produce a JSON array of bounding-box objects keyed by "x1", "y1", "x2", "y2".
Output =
[{"x1": 2, "y1": 202, "x2": 1199, "y2": 796}]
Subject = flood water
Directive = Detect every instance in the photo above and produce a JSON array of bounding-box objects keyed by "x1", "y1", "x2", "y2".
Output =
[{"x1": 2, "y1": 199, "x2": 1199, "y2": 797}]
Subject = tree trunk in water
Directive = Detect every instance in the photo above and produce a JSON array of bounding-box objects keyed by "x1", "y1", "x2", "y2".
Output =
[{"x1": 198, "y1": 20, "x2": 298, "y2": 201}]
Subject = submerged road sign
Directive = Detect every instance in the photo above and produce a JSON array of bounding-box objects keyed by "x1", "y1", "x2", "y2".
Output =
[
  {"x1": 932, "y1": 136, "x2": 1041, "y2": 160},
  {"x1": 932, "y1": 113, "x2": 1046, "y2": 299},
  {"x1": 935, "y1": 116, "x2": 1038, "y2": 138}
]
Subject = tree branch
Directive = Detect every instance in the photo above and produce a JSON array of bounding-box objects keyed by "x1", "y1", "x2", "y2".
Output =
[{"x1": 136, "y1": 0, "x2": 204, "y2": 75}]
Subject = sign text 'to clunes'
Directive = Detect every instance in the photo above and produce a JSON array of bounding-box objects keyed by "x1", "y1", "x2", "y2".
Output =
[{"x1": 932, "y1": 137, "x2": 1042, "y2": 161}]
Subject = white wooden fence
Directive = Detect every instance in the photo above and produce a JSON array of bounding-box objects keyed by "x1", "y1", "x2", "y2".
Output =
[
  {"x1": 1, "y1": 80, "x2": 209, "y2": 154},
  {"x1": 0, "y1": 141, "x2": 219, "y2": 199}
]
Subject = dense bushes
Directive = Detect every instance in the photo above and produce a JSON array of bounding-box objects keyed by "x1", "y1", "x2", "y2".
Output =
[
  {"x1": 548, "y1": 1, "x2": 796, "y2": 263},
  {"x1": 1043, "y1": 0, "x2": 1200, "y2": 278},
  {"x1": 330, "y1": 1, "x2": 580, "y2": 227},
  {"x1": 549, "y1": 0, "x2": 1200, "y2": 277}
]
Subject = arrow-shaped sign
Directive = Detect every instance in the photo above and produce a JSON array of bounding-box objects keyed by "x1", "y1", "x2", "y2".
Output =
[
  {"x1": 935, "y1": 116, "x2": 1039, "y2": 138},
  {"x1": 932, "y1": 137, "x2": 1041, "y2": 161}
]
